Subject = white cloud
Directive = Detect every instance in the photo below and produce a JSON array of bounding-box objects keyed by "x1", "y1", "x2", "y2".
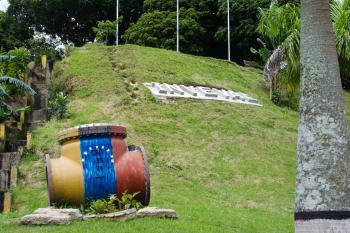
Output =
[{"x1": 0, "y1": 0, "x2": 9, "y2": 11}]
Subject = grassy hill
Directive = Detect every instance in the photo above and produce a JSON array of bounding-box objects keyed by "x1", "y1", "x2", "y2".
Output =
[{"x1": 2, "y1": 44, "x2": 349, "y2": 232}]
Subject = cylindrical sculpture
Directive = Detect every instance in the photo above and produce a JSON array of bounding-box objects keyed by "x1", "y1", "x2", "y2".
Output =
[{"x1": 45, "y1": 124, "x2": 150, "y2": 206}]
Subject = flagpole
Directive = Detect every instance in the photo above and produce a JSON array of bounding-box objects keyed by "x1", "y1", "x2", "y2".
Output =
[
  {"x1": 177, "y1": 0, "x2": 179, "y2": 52},
  {"x1": 227, "y1": 0, "x2": 231, "y2": 61},
  {"x1": 116, "y1": 0, "x2": 119, "y2": 46}
]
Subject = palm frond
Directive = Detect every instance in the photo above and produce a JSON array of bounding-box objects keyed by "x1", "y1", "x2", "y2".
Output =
[{"x1": 0, "y1": 76, "x2": 36, "y2": 96}]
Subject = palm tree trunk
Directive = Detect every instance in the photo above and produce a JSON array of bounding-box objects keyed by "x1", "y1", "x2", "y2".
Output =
[{"x1": 296, "y1": 0, "x2": 350, "y2": 232}]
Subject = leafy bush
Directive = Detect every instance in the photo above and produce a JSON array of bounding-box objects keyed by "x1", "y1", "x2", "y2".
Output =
[
  {"x1": 88, "y1": 199, "x2": 116, "y2": 214},
  {"x1": 49, "y1": 92, "x2": 70, "y2": 119},
  {"x1": 86, "y1": 192, "x2": 143, "y2": 214},
  {"x1": 0, "y1": 11, "x2": 33, "y2": 51},
  {"x1": 1, "y1": 48, "x2": 31, "y2": 79},
  {"x1": 111, "y1": 192, "x2": 142, "y2": 210},
  {"x1": 28, "y1": 36, "x2": 64, "y2": 64},
  {"x1": 93, "y1": 20, "x2": 119, "y2": 45}
]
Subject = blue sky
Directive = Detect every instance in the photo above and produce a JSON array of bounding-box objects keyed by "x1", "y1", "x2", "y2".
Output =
[{"x1": 0, "y1": 0, "x2": 9, "y2": 11}]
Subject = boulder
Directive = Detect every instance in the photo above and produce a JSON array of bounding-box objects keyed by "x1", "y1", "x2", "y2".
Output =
[
  {"x1": 136, "y1": 207, "x2": 178, "y2": 219},
  {"x1": 83, "y1": 208, "x2": 136, "y2": 221},
  {"x1": 21, "y1": 213, "x2": 70, "y2": 225},
  {"x1": 34, "y1": 208, "x2": 83, "y2": 221},
  {"x1": 21, "y1": 208, "x2": 83, "y2": 225}
]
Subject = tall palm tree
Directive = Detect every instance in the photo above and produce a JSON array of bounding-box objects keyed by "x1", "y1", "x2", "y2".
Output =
[
  {"x1": 259, "y1": 0, "x2": 350, "y2": 100},
  {"x1": 295, "y1": 0, "x2": 350, "y2": 231}
]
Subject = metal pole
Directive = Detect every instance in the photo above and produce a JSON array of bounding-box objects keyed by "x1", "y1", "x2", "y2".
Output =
[
  {"x1": 116, "y1": 0, "x2": 119, "y2": 46},
  {"x1": 177, "y1": 0, "x2": 179, "y2": 52},
  {"x1": 227, "y1": 0, "x2": 231, "y2": 61}
]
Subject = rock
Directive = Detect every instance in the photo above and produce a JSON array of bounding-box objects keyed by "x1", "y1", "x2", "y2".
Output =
[
  {"x1": 136, "y1": 207, "x2": 178, "y2": 219},
  {"x1": 34, "y1": 208, "x2": 83, "y2": 221},
  {"x1": 20, "y1": 208, "x2": 83, "y2": 225},
  {"x1": 21, "y1": 213, "x2": 70, "y2": 225},
  {"x1": 83, "y1": 208, "x2": 136, "y2": 221}
]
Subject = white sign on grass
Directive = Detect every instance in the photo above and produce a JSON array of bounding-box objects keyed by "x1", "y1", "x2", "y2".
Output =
[{"x1": 144, "y1": 82, "x2": 262, "y2": 107}]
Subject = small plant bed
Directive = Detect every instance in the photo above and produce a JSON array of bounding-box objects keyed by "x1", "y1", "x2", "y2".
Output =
[{"x1": 19, "y1": 192, "x2": 178, "y2": 225}]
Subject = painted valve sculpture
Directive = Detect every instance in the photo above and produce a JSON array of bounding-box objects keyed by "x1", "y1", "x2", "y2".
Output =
[{"x1": 45, "y1": 124, "x2": 150, "y2": 206}]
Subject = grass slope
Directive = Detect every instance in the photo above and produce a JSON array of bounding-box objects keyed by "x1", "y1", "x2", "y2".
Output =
[{"x1": 2, "y1": 44, "x2": 350, "y2": 232}]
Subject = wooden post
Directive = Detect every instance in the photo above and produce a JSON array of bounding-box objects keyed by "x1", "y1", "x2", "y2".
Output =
[
  {"x1": 17, "y1": 111, "x2": 27, "y2": 140},
  {"x1": 2, "y1": 192, "x2": 11, "y2": 213},
  {"x1": 0, "y1": 124, "x2": 5, "y2": 153},
  {"x1": 10, "y1": 167, "x2": 17, "y2": 188},
  {"x1": 41, "y1": 55, "x2": 47, "y2": 70},
  {"x1": 27, "y1": 132, "x2": 32, "y2": 148}
]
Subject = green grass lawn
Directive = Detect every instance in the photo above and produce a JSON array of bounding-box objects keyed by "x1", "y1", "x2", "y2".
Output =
[{"x1": 1, "y1": 44, "x2": 350, "y2": 232}]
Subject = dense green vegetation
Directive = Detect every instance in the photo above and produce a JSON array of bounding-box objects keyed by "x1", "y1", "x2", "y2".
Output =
[
  {"x1": 0, "y1": 51, "x2": 35, "y2": 121},
  {"x1": 0, "y1": 11, "x2": 32, "y2": 51},
  {"x1": 0, "y1": 43, "x2": 343, "y2": 232},
  {"x1": 6, "y1": 0, "x2": 297, "y2": 61},
  {"x1": 256, "y1": 0, "x2": 350, "y2": 107}
]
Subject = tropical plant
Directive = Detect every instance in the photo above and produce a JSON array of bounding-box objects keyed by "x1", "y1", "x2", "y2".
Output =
[
  {"x1": 87, "y1": 199, "x2": 116, "y2": 214},
  {"x1": 331, "y1": 0, "x2": 350, "y2": 86},
  {"x1": 110, "y1": 192, "x2": 143, "y2": 210},
  {"x1": 257, "y1": 0, "x2": 350, "y2": 106},
  {"x1": 258, "y1": 3, "x2": 300, "y2": 101},
  {"x1": 86, "y1": 192, "x2": 142, "y2": 214},
  {"x1": 0, "y1": 76, "x2": 36, "y2": 117},
  {"x1": 48, "y1": 92, "x2": 70, "y2": 119}
]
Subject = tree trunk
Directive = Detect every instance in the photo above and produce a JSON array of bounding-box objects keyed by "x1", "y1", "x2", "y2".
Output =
[{"x1": 296, "y1": 0, "x2": 350, "y2": 232}]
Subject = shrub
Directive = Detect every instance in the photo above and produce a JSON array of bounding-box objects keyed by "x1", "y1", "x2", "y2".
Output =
[
  {"x1": 86, "y1": 192, "x2": 143, "y2": 214},
  {"x1": 87, "y1": 199, "x2": 116, "y2": 214},
  {"x1": 111, "y1": 192, "x2": 143, "y2": 210},
  {"x1": 0, "y1": 48, "x2": 31, "y2": 79},
  {"x1": 49, "y1": 92, "x2": 70, "y2": 119},
  {"x1": 93, "y1": 20, "x2": 118, "y2": 45}
]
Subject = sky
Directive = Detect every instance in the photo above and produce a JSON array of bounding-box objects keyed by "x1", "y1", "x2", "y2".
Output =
[{"x1": 0, "y1": 0, "x2": 9, "y2": 11}]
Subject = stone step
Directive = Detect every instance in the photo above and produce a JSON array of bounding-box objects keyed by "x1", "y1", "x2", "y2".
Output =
[
  {"x1": 28, "y1": 121, "x2": 44, "y2": 131},
  {"x1": 0, "y1": 152, "x2": 21, "y2": 170},
  {"x1": 0, "y1": 170, "x2": 9, "y2": 192},
  {"x1": 30, "y1": 109, "x2": 48, "y2": 122}
]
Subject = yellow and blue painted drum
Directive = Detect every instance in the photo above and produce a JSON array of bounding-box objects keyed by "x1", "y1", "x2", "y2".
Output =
[{"x1": 45, "y1": 124, "x2": 150, "y2": 206}]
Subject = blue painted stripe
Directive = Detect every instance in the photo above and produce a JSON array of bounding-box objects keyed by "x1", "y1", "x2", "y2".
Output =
[{"x1": 80, "y1": 136, "x2": 117, "y2": 200}]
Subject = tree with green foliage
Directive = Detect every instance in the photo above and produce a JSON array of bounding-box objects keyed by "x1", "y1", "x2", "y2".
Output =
[
  {"x1": 258, "y1": 0, "x2": 350, "y2": 107},
  {"x1": 93, "y1": 20, "x2": 117, "y2": 45},
  {"x1": 216, "y1": 0, "x2": 271, "y2": 61},
  {"x1": 258, "y1": 3, "x2": 300, "y2": 104},
  {"x1": 7, "y1": 0, "x2": 144, "y2": 46},
  {"x1": 0, "y1": 11, "x2": 33, "y2": 51},
  {"x1": 125, "y1": 9, "x2": 205, "y2": 54},
  {"x1": 1, "y1": 48, "x2": 31, "y2": 79},
  {"x1": 141, "y1": 0, "x2": 224, "y2": 57}
]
